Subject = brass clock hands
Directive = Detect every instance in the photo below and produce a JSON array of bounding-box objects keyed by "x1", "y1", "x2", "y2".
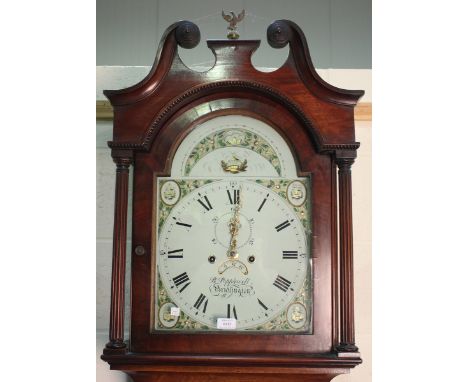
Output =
[
  {"x1": 227, "y1": 193, "x2": 241, "y2": 260},
  {"x1": 218, "y1": 186, "x2": 248, "y2": 275}
]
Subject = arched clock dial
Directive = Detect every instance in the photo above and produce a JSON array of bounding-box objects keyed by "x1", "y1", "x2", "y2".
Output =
[
  {"x1": 156, "y1": 179, "x2": 311, "y2": 331},
  {"x1": 154, "y1": 115, "x2": 312, "y2": 332},
  {"x1": 171, "y1": 115, "x2": 298, "y2": 178}
]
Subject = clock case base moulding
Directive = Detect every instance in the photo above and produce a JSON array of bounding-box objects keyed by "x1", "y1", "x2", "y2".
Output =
[
  {"x1": 102, "y1": 351, "x2": 362, "y2": 382},
  {"x1": 101, "y1": 19, "x2": 364, "y2": 381}
]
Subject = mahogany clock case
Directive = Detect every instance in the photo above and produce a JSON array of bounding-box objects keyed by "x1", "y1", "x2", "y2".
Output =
[{"x1": 101, "y1": 19, "x2": 363, "y2": 377}]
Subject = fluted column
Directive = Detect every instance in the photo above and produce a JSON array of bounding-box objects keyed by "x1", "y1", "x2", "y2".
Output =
[
  {"x1": 335, "y1": 151, "x2": 359, "y2": 353},
  {"x1": 106, "y1": 156, "x2": 132, "y2": 350}
]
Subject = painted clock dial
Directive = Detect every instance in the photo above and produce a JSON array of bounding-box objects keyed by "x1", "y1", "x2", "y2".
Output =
[{"x1": 154, "y1": 115, "x2": 312, "y2": 332}]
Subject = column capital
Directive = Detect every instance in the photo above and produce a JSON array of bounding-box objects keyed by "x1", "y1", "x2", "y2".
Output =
[
  {"x1": 111, "y1": 148, "x2": 134, "y2": 169},
  {"x1": 335, "y1": 149, "x2": 357, "y2": 170},
  {"x1": 113, "y1": 156, "x2": 133, "y2": 170}
]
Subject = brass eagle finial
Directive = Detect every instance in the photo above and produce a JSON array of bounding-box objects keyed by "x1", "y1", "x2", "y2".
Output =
[{"x1": 221, "y1": 9, "x2": 245, "y2": 39}]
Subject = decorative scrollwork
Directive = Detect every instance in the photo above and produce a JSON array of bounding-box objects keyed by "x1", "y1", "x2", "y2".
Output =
[
  {"x1": 267, "y1": 20, "x2": 292, "y2": 49},
  {"x1": 175, "y1": 21, "x2": 200, "y2": 49}
]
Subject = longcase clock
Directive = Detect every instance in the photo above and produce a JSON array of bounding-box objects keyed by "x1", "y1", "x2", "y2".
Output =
[{"x1": 101, "y1": 19, "x2": 364, "y2": 382}]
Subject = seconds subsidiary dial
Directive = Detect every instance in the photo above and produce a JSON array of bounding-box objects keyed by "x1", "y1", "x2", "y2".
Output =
[{"x1": 156, "y1": 179, "x2": 310, "y2": 331}]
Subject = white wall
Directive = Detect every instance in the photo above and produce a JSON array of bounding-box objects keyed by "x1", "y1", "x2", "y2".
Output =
[{"x1": 96, "y1": 67, "x2": 371, "y2": 382}]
